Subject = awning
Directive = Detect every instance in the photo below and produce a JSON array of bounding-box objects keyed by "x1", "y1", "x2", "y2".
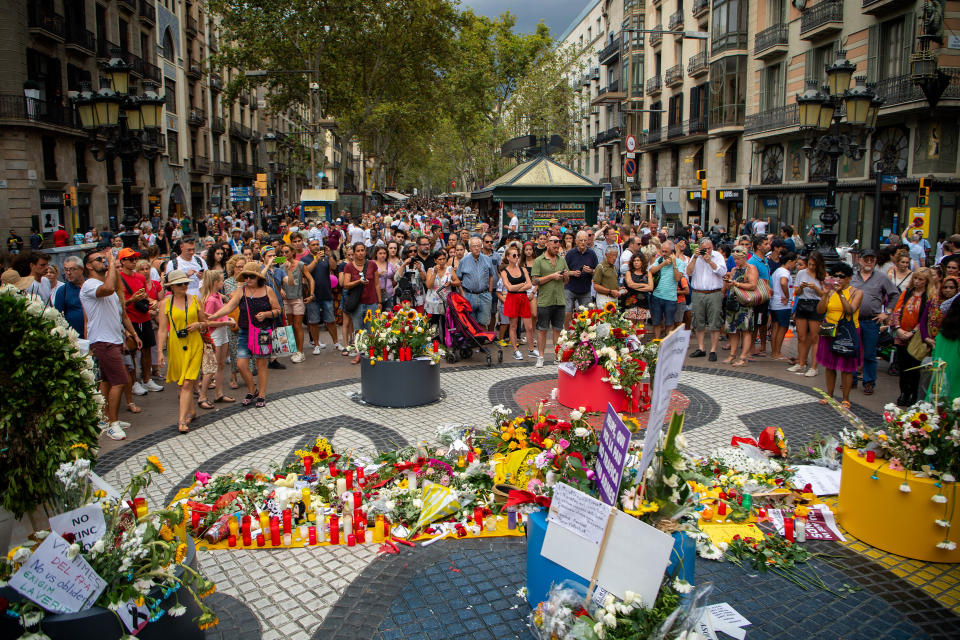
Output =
[
  {"x1": 299, "y1": 189, "x2": 338, "y2": 202},
  {"x1": 659, "y1": 201, "x2": 682, "y2": 216},
  {"x1": 384, "y1": 191, "x2": 408, "y2": 201}
]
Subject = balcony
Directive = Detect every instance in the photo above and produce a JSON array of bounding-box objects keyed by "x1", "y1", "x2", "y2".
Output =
[
  {"x1": 187, "y1": 59, "x2": 203, "y2": 80},
  {"x1": 874, "y1": 71, "x2": 960, "y2": 108},
  {"x1": 212, "y1": 161, "x2": 230, "y2": 176},
  {"x1": 190, "y1": 156, "x2": 209, "y2": 173},
  {"x1": 27, "y1": 5, "x2": 65, "y2": 42},
  {"x1": 667, "y1": 121, "x2": 685, "y2": 139},
  {"x1": 650, "y1": 26, "x2": 663, "y2": 47},
  {"x1": 143, "y1": 59, "x2": 161, "y2": 83},
  {"x1": 209, "y1": 74, "x2": 223, "y2": 92},
  {"x1": 117, "y1": 0, "x2": 136, "y2": 13},
  {"x1": 139, "y1": 0, "x2": 156, "y2": 25},
  {"x1": 211, "y1": 116, "x2": 225, "y2": 134},
  {"x1": 97, "y1": 38, "x2": 118, "y2": 60},
  {"x1": 594, "y1": 127, "x2": 622, "y2": 147},
  {"x1": 239, "y1": 94, "x2": 249, "y2": 106},
  {"x1": 125, "y1": 52, "x2": 145, "y2": 78},
  {"x1": 0, "y1": 95, "x2": 79, "y2": 130},
  {"x1": 712, "y1": 31, "x2": 748, "y2": 56},
  {"x1": 689, "y1": 115, "x2": 708, "y2": 135},
  {"x1": 709, "y1": 104, "x2": 745, "y2": 131},
  {"x1": 665, "y1": 64, "x2": 683, "y2": 87},
  {"x1": 646, "y1": 75, "x2": 662, "y2": 96},
  {"x1": 582, "y1": 74, "x2": 592, "y2": 86},
  {"x1": 65, "y1": 23, "x2": 97, "y2": 55},
  {"x1": 744, "y1": 103, "x2": 799, "y2": 135},
  {"x1": 645, "y1": 126, "x2": 663, "y2": 145},
  {"x1": 187, "y1": 107, "x2": 206, "y2": 127},
  {"x1": 754, "y1": 24, "x2": 788, "y2": 59},
  {"x1": 186, "y1": 16, "x2": 198, "y2": 37},
  {"x1": 800, "y1": 1, "x2": 843, "y2": 40},
  {"x1": 231, "y1": 162, "x2": 253, "y2": 177},
  {"x1": 687, "y1": 51, "x2": 708, "y2": 77},
  {"x1": 692, "y1": 0, "x2": 709, "y2": 19},
  {"x1": 668, "y1": 12, "x2": 684, "y2": 32},
  {"x1": 592, "y1": 78, "x2": 625, "y2": 104},
  {"x1": 599, "y1": 37, "x2": 621, "y2": 66},
  {"x1": 230, "y1": 122, "x2": 252, "y2": 140},
  {"x1": 590, "y1": 67, "x2": 600, "y2": 81},
  {"x1": 861, "y1": 0, "x2": 901, "y2": 14}
]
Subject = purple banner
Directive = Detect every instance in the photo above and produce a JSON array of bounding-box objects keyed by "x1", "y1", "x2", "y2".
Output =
[{"x1": 596, "y1": 403, "x2": 632, "y2": 506}]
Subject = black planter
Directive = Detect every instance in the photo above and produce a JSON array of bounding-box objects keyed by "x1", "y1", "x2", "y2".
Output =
[
  {"x1": 360, "y1": 358, "x2": 441, "y2": 407},
  {"x1": 1, "y1": 537, "x2": 205, "y2": 640}
]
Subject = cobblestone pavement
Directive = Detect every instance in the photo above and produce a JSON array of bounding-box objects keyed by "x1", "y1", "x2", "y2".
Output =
[{"x1": 93, "y1": 360, "x2": 954, "y2": 640}]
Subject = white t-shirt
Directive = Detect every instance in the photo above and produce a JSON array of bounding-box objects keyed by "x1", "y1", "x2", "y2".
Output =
[
  {"x1": 508, "y1": 215, "x2": 519, "y2": 232},
  {"x1": 143, "y1": 233, "x2": 157, "y2": 246},
  {"x1": 754, "y1": 220, "x2": 768, "y2": 235},
  {"x1": 349, "y1": 225, "x2": 365, "y2": 244},
  {"x1": 769, "y1": 266, "x2": 793, "y2": 311},
  {"x1": 79, "y1": 278, "x2": 124, "y2": 345},
  {"x1": 25, "y1": 277, "x2": 51, "y2": 302},
  {"x1": 165, "y1": 254, "x2": 207, "y2": 296}
]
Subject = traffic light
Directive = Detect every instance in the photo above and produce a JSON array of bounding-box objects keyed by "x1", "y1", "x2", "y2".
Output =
[
  {"x1": 62, "y1": 192, "x2": 72, "y2": 208},
  {"x1": 697, "y1": 169, "x2": 707, "y2": 199},
  {"x1": 919, "y1": 177, "x2": 931, "y2": 207}
]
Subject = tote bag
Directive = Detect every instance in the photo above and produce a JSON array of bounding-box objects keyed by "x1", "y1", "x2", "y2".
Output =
[
  {"x1": 733, "y1": 277, "x2": 771, "y2": 306},
  {"x1": 244, "y1": 296, "x2": 273, "y2": 357},
  {"x1": 271, "y1": 324, "x2": 296, "y2": 357}
]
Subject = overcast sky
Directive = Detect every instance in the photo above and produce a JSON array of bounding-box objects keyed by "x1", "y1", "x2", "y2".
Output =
[{"x1": 462, "y1": 0, "x2": 587, "y2": 36}]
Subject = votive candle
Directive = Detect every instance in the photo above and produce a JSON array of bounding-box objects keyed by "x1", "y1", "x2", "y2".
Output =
[
  {"x1": 343, "y1": 514, "x2": 353, "y2": 536},
  {"x1": 228, "y1": 535, "x2": 236, "y2": 547},
  {"x1": 784, "y1": 517, "x2": 795, "y2": 542},
  {"x1": 866, "y1": 451, "x2": 876, "y2": 463},
  {"x1": 283, "y1": 532, "x2": 292, "y2": 546},
  {"x1": 330, "y1": 515, "x2": 340, "y2": 544},
  {"x1": 353, "y1": 491, "x2": 362, "y2": 509},
  {"x1": 304, "y1": 456, "x2": 312, "y2": 475},
  {"x1": 356, "y1": 521, "x2": 365, "y2": 543},
  {"x1": 373, "y1": 515, "x2": 386, "y2": 543},
  {"x1": 357, "y1": 467, "x2": 365, "y2": 485},
  {"x1": 329, "y1": 462, "x2": 339, "y2": 477},
  {"x1": 345, "y1": 469, "x2": 354, "y2": 490},
  {"x1": 282, "y1": 509, "x2": 292, "y2": 533},
  {"x1": 259, "y1": 512, "x2": 269, "y2": 531},
  {"x1": 485, "y1": 515, "x2": 497, "y2": 532},
  {"x1": 256, "y1": 533, "x2": 265, "y2": 547},
  {"x1": 336, "y1": 477, "x2": 347, "y2": 495},
  {"x1": 347, "y1": 533, "x2": 356, "y2": 547},
  {"x1": 228, "y1": 519, "x2": 239, "y2": 537},
  {"x1": 308, "y1": 526, "x2": 317, "y2": 545},
  {"x1": 474, "y1": 507, "x2": 484, "y2": 528}
]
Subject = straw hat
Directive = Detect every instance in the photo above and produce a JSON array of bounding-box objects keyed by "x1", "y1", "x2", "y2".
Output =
[
  {"x1": 165, "y1": 269, "x2": 190, "y2": 287},
  {"x1": 240, "y1": 262, "x2": 265, "y2": 281},
  {"x1": 1, "y1": 268, "x2": 34, "y2": 290}
]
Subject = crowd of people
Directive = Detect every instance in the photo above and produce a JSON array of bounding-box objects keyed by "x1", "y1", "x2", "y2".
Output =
[{"x1": 4, "y1": 200, "x2": 959, "y2": 440}]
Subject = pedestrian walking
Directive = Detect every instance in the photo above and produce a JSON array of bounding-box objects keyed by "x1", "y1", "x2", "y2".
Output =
[
  {"x1": 157, "y1": 269, "x2": 208, "y2": 433},
  {"x1": 851, "y1": 249, "x2": 899, "y2": 395}
]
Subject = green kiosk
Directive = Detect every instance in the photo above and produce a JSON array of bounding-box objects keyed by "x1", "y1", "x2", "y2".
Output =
[{"x1": 470, "y1": 156, "x2": 603, "y2": 239}]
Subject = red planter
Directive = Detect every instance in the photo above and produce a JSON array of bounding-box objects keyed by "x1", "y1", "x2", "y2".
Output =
[{"x1": 557, "y1": 363, "x2": 638, "y2": 413}]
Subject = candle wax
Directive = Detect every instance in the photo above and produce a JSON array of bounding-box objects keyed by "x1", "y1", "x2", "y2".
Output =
[{"x1": 336, "y1": 477, "x2": 347, "y2": 495}]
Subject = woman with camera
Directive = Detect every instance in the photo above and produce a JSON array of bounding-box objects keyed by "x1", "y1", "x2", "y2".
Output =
[
  {"x1": 815, "y1": 262, "x2": 863, "y2": 409},
  {"x1": 788, "y1": 250, "x2": 827, "y2": 377},
  {"x1": 157, "y1": 269, "x2": 216, "y2": 433},
  {"x1": 208, "y1": 262, "x2": 281, "y2": 409}
]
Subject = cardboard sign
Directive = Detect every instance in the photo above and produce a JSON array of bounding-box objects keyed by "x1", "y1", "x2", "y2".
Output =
[
  {"x1": 118, "y1": 598, "x2": 152, "y2": 634},
  {"x1": 49, "y1": 505, "x2": 106, "y2": 551},
  {"x1": 547, "y1": 482, "x2": 610, "y2": 544},
  {"x1": 9, "y1": 533, "x2": 106, "y2": 613},
  {"x1": 596, "y1": 404, "x2": 632, "y2": 506},
  {"x1": 637, "y1": 328, "x2": 691, "y2": 478},
  {"x1": 541, "y1": 503, "x2": 673, "y2": 606}
]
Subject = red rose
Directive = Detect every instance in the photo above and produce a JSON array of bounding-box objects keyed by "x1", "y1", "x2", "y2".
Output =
[
  {"x1": 312, "y1": 446, "x2": 320, "y2": 453},
  {"x1": 835, "y1": 446, "x2": 843, "y2": 453},
  {"x1": 393, "y1": 305, "x2": 401, "y2": 312},
  {"x1": 244, "y1": 473, "x2": 254, "y2": 481},
  {"x1": 62, "y1": 532, "x2": 76, "y2": 544}
]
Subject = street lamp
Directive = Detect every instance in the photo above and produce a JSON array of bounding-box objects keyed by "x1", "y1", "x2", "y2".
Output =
[
  {"x1": 263, "y1": 131, "x2": 278, "y2": 222},
  {"x1": 796, "y1": 50, "x2": 881, "y2": 266},
  {"x1": 72, "y1": 48, "x2": 165, "y2": 247},
  {"x1": 910, "y1": 2, "x2": 953, "y2": 109}
]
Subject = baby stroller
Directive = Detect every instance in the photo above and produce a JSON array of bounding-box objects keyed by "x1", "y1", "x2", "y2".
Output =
[{"x1": 441, "y1": 290, "x2": 502, "y2": 366}]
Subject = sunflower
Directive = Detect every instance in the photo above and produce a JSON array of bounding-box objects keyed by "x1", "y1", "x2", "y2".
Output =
[
  {"x1": 175, "y1": 542, "x2": 187, "y2": 564},
  {"x1": 146, "y1": 456, "x2": 165, "y2": 474},
  {"x1": 603, "y1": 301, "x2": 618, "y2": 314},
  {"x1": 406, "y1": 309, "x2": 418, "y2": 321},
  {"x1": 69, "y1": 443, "x2": 89, "y2": 452},
  {"x1": 158, "y1": 525, "x2": 174, "y2": 541}
]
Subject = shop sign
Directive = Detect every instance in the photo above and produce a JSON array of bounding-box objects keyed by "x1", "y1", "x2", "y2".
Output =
[
  {"x1": 809, "y1": 196, "x2": 827, "y2": 208},
  {"x1": 40, "y1": 190, "x2": 62, "y2": 206},
  {"x1": 687, "y1": 190, "x2": 707, "y2": 201},
  {"x1": 717, "y1": 189, "x2": 743, "y2": 201},
  {"x1": 763, "y1": 198, "x2": 778, "y2": 208}
]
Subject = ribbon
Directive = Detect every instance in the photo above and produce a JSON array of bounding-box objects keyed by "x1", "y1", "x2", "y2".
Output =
[
  {"x1": 730, "y1": 436, "x2": 758, "y2": 448},
  {"x1": 504, "y1": 489, "x2": 551, "y2": 510},
  {"x1": 394, "y1": 457, "x2": 426, "y2": 473}
]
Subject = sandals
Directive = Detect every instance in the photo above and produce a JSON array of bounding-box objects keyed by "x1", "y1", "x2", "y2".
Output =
[
  {"x1": 127, "y1": 402, "x2": 142, "y2": 414},
  {"x1": 197, "y1": 400, "x2": 215, "y2": 410},
  {"x1": 229, "y1": 380, "x2": 240, "y2": 389},
  {"x1": 732, "y1": 359, "x2": 748, "y2": 367},
  {"x1": 214, "y1": 395, "x2": 235, "y2": 403},
  {"x1": 840, "y1": 400, "x2": 852, "y2": 409},
  {"x1": 242, "y1": 393, "x2": 256, "y2": 407},
  {"x1": 255, "y1": 396, "x2": 266, "y2": 408},
  {"x1": 722, "y1": 357, "x2": 735, "y2": 364},
  {"x1": 341, "y1": 349, "x2": 351, "y2": 356},
  {"x1": 178, "y1": 423, "x2": 190, "y2": 434},
  {"x1": 817, "y1": 398, "x2": 831, "y2": 405}
]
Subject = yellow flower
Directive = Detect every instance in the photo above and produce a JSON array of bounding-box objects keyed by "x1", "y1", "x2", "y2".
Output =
[
  {"x1": 146, "y1": 456, "x2": 165, "y2": 474},
  {"x1": 501, "y1": 433, "x2": 511, "y2": 441},
  {"x1": 542, "y1": 438, "x2": 555, "y2": 449},
  {"x1": 878, "y1": 434, "x2": 889, "y2": 441},
  {"x1": 370, "y1": 359, "x2": 376, "y2": 365},
  {"x1": 603, "y1": 301, "x2": 617, "y2": 314},
  {"x1": 158, "y1": 525, "x2": 174, "y2": 541},
  {"x1": 69, "y1": 443, "x2": 89, "y2": 452},
  {"x1": 508, "y1": 441, "x2": 519, "y2": 450},
  {"x1": 136, "y1": 596, "x2": 145, "y2": 607},
  {"x1": 175, "y1": 542, "x2": 187, "y2": 564}
]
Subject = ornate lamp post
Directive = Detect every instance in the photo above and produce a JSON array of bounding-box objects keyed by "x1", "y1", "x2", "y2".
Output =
[
  {"x1": 263, "y1": 131, "x2": 278, "y2": 214},
  {"x1": 72, "y1": 49, "x2": 165, "y2": 248},
  {"x1": 796, "y1": 50, "x2": 881, "y2": 267},
  {"x1": 910, "y1": 1, "x2": 952, "y2": 109}
]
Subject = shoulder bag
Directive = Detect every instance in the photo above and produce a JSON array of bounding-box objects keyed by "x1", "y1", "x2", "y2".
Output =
[
  {"x1": 732, "y1": 275, "x2": 771, "y2": 306},
  {"x1": 342, "y1": 261, "x2": 366, "y2": 314},
  {"x1": 831, "y1": 314, "x2": 861, "y2": 356},
  {"x1": 243, "y1": 295, "x2": 272, "y2": 357}
]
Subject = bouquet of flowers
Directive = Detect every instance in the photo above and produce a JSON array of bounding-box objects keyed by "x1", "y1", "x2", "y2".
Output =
[
  {"x1": 694, "y1": 445, "x2": 795, "y2": 494},
  {"x1": 871, "y1": 401, "x2": 960, "y2": 481},
  {"x1": 555, "y1": 303, "x2": 649, "y2": 397},
  {"x1": 1, "y1": 451, "x2": 218, "y2": 635},
  {"x1": 354, "y1": 303, "x2": 443, "y2": 364}
]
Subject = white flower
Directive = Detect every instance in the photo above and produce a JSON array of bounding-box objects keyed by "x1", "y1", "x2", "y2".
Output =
[
  {"x1": 570, "y1": 410, "x2": 584, "y2": 421},
  {"x1": 515, "y1": 587, "x2": 527, "y2": 599},
  {"x1": 134, "y1": 578, "x2": 154, "y2": 594},
  {"x1": 66, "y1": 543, "x2": 80, "y2": 560},
  {"x1": 944, "y1": 473, "x2": 956, "y2": 483},
  {"x1": 21, "y1": 610, "x2": 43, "y2": 627},
  {"x1": 603, "y1": 612, "x2": 617, "y2": 627},
  {"x1": 91, "y1": 539, "x2": 105, "y2": 554},
  {"x1": 673, "y1": 578, "x2": 694, "y2": 594},
  {"x1": 932, "y1": 494, "x2": 948, "y2": 503},
  {"x1": 924, "y1": 447, "x2": 937, "y2": 456},
  {"x1": 663, "y1": 474, "x2": 679, "y2": 488},
  {"x1": 623, "y1": 590, "x2": 637, "y2": 605},
  {"x1": 899, "y1": 482, "x2": 912, "y2": 493},
  {"x1": 12, "y1": 547, "x2": 31, "y2": 563},
  {"x1": 167, "y1": 604, "x2": 187, "y2": 617},
  {"x1": 594, "y1": 622, "x2": 606, "y2": 639},
  {"x1": 412, "y1": 499, "x2": 422, "y2": 508},
  {"x1": 675, "y1": 434, "x2": 688, "y2": 450},
  {"x1": 574, "y1": 427, "x2": 590, "y2": 437},
  {"x1": 34, "y1": 530, "x2": 49, "y2": 541},
  {"x1": 936, "y1": 540, "x2": 957, "y2": 550},
  {"x1": 953, "y1": 397, "x2": 960, "y2": 410},
  {"x1": 936, "y1": 519, "x2": 950, "y2": 527}
]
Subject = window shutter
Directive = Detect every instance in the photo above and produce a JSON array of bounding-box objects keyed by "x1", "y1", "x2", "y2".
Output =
[
  {"x1": 901, "y1": 11, "x2": 915, "y2": 75},
  {"x1": 804, "y1": 49, "x2": 814, "y2": 85},
  {"x1": 866, "y1": 24, "x2": 879, "y2": 83},
  {"x1": 759, "y1": 68, "x2": 768, "y2": 112}
]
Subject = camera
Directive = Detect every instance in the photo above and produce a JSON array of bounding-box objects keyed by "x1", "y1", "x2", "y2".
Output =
[
  {"x1": 699, "y1": 248, "x2": 707, "y2": 256},
  {"x1": 176, "y1": 329, "x2": 189, "y2": 339}
]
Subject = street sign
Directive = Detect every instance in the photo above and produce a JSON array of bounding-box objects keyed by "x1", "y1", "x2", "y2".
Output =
[
  {"x1": 908, "y1": 206, "x2": 931, "y2": 239},
  {"x1": 256, "y1": 173, "x2": 267, "y2": 182},
  {"x1": 623, "y1": 158, "x2": 637, "y2": 177},
  {"x1": 625, "y1": 135, "x2": 637, "y2": 152},
  {"x1": 626, "y1": 152, "x2": 636, "y2": 159},
  {"x1": 626, "y1": 177, "x2": 635, "y2": 183},
  {"x1": 880, "y1": 174, "x2": 898, "y2": 193}
]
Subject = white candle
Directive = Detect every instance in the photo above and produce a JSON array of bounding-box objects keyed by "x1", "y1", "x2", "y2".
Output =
[
  {"x1": 342, "y1": 514, "x2": 353, "y2": 536},
  {"x1": 336, "y1": 477, "x2": 347, "y2": 495},
  {"x1": 405, "y1": 470, "x2": 418, "y2": 490}
]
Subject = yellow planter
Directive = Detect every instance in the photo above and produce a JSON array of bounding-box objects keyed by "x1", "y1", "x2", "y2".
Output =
[{"x1": 837, "y1": 447, "x2": 960, "y2": 562}]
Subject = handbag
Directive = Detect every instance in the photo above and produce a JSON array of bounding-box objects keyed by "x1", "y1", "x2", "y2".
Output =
[
  {"x1": 733, "y1": 278, "x2": 771, "y2": 306},
  {"x1": 271, "y1": 324, "x2": 296, "y2": 357},
  {"x1": 244, "y1": 296, "x2": 272, "y2": 357},
  {"x1": 907, "y1": 330, "x2": 932, "y2": 361},
  {"x1": 831, "y1": 315, "x2": 861, "y2": 356},
  {"x1": 121, "y1": 274, "x2": 151, "y2": 314},
  {"x1": 342, "y1": 260, "x2": 367, "y2": 314},
  {"x1": 819, "y1": 322, "x2": 837, "y2": 337}
]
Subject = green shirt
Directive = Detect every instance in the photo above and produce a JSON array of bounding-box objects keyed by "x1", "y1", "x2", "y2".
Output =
[
  {"x1": 593, "y1": 261, "x2": 619, "y2": 293},
  {"x1": 532, "y1": 253, "x2": 568, "y2": 308}
]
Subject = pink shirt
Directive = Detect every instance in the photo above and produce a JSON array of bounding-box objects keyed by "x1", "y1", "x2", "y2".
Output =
[{"x1": 203, "y1": 293, "x2": 224, "y2": 316}]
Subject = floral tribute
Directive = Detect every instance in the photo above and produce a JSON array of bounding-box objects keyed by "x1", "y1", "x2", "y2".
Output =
[
  {"x1": 0, "y1": 450, "x2": 218, "y2": 635},
  {"x1": 555, "y1": 303, "x2": 649, "y2": 398},
  {"x1": 354, "y1": 303, "x2": 443, "y2": 364}
]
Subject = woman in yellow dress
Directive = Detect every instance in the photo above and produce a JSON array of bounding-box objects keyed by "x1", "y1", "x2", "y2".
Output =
[{"x1": 157, "y1": 269, "x2": 211, "y2": 433}]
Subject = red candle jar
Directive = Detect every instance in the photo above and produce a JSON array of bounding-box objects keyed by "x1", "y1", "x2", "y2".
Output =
[
  {"x1": 256, "y1": 534, "x2": 265, "y2": 547},
  {"x1": 329, "y1": 462, "x2": 339, "y2": 477},
  {"x1": 304, "y1": 456, "x2": 312, "y2": 475},
  {"x1": 347, "y1": 533, "x2": 356, "y2": 547},
  {"x1": 356, "y1": 522, "x2": 365, "y2": 544},
  {"x1": 369, "y1": 347, "x2": 375, "y2": 358},
  {"x1": 433, "y1": 340, "x2": 439, "y2": 353},
  {"x1": 308, "y1": 526, "x2": 317, "y2": 545},
  {"x1": 270, "y1": 517, "x2": 281, "y2": 545},
  {"x1": 474, "y1": 507, "x2": 484, "y2": 527},
  {"x1": 866, "y1": 451, "x2": 876, "y2": 463},
  {"x1": 353, "y1": 491, "x2": 362, "y2": 508},
  {"x1": 345, "y1": 469, "x2": 354, "y2": 490},
  {"x1": 228, "y1": 535, "x2": 236, "y2": 547},
  {"x1": 354, "y1": 508, "x2": 363, "y2": 526},
  {"x1": 717, "y1": 502, "x2": 727, "y2": 516},
  {"x1": 784, "y1": 517, "x2": 795, "y2": 542},
  {"x1": 383, "y1": 347, "x2": 389, "y2": 360},
  {"x1": 282, "y1": 509, "x2": 292, "y2": 533},
  {"x1": 757, "y1": 507, "x2": 768, "y2": 520},
  {"x1": 357, "y1": 467, "x2": 365, "y2": 485},
  {"x1": 242, "y1": 531, "x2": 252, "y2": 546},
  {"x1": 330, "y1": 516, "x2": 340, "y2": 544}
]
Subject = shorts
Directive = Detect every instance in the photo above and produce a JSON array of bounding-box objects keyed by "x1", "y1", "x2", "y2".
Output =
[
  {"x1": 131, "y1": 321, "x2": 156, "y2": 349},
  {"x1": 237, "y1": 328, "x2": 272, "y2": 360},
  {"x1": 771, "y1": 308, "x2": 793, "y2": 327},
  {"x1": 503, "y1": 292, "x2": 531, "y2": 319},
  {"x1": 795, "y1": 299, "x2": 825, "y2": 321},
  {"x1": 284, "y1": 298, "x2": 305, "y2": 316},
  {"x1": 211, "y1": 325, "x2": 230, "y2": 347},
  {"x1": 674, "y1": 300, "x2": 688, "y2": 324},
  {"x1": 536, "y1": 304, "x2": 565, "y2": 331},
  {"x1": 753, "y1": 301, "x2": 769, "y2": 326},
  {"x1": 90, "y1": 341, "x2": 129, "y2": 385},
  {"x1": 564, "y1": 289, "x2": 593, "y2": 313},
  {"x1": 691, "y1": 290, "x2": 723, "y2": 332},
  {"x1": 306, "y1": 298, "x2": 335, "y2": 324},
  {"x1": 649, "y1": 295, "x2": 678, "y2": 326}
]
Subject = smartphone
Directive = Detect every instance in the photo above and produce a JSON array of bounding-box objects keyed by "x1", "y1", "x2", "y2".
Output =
[
  {"x1": 274, "y1": 256, "x2": 286, "y2": 265},
  {"x1": 824, "y1": 277, "x2": 837, "y2": 288}
]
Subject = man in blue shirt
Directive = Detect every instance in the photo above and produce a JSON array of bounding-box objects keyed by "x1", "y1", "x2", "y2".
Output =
[
  {"x1": 456, "y1": 237, "x2": 497, "y2": 326},
  {"x1": 749, "y1": 235, "x2": 772, "y2": 356},
  {"x1": 649, "y1": 240, "x2": 683, "y2": 339},
  {"x1": 54, "y1": 255, "x2": 86, "y2": 336},
  {"x1": 564, "y1": 231, "x2": 599, "y2": 326}
]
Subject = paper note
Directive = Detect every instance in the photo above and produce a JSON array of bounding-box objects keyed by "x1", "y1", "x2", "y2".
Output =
[
  {"x1": 706, "y1": 603, "x2": 751, "y2": 640},
  {"x1": 791, "y1": 465, "x2": 842, "y2": 496},
  {"x1": 9, "y1": 533, "x2": 106, "y2": 613},
  {"x1": 596, "y1": 404, "x2": 632, "y2": 506},
  {"x1": 49, "y1": 505, "x2": 107, "y2": 551},
  {"x1": 547, "y1": 482, "x2": 611, "y2": 544},
  {"x1": 558, "y1": 362, "x2": 577, "y2": 377},
  {"x1": 700, "y1": 522, "x2": 765, "y2": 546},
  {"x1": 118, "y1": 598, "x2": 151, "y2": 633},
  {"x1": 637, "y1": 328, "x2": 691, "y2": 477},
  {"x1": 770, "y1": 505, "x2": 845, "y2": 541}
]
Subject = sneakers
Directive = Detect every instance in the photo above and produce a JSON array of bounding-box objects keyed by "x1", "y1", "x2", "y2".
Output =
[
  {"x1": 144, "y1": 379, "x2": 164, "y2": 392},
  {"x1": 708, "y1": 352, "x2": 717, "y2": 362},
  {"x1": 104, "y1": 422, "x2": 126, "y2": 440},
  {"x1": 529, "y1": 349, "x2": 541, "y2": 358},
  {"x1": 787, "y1": 363, "x2": 804, "y2": 372},
  {"x1": 513, "y1": 350, "x2": 523, "y2": 360},
  {"x1": 535, "y1": 356, "x2": 544, "y2": 368},
  {"x1": 689, "y1": 349, "x2": 706, "y2": 358},
  {"x1": 132, "y1": 381, "x2": 148, "y2": 396},
  {"x1": 313, "y1": 345, "x2": 323, "y2": 355},
  {"x1": 291, "y1": 352, "x2": 305, "y2": 363},
  {"x1": 497, "y1": 339, "x2": 510, "y2": 347},
  {"x1": 268, "y1": 359, "x2": 286, "y2": 370},
  {"x1": 804, "y1": 368, "x2": 818, "y2": 377},
  {"x1": 334, "y1": 342, "x2": 345, "y2": 351},
  {"x1": 116, "y1": 419, "x2": 131, "y2": 428}
]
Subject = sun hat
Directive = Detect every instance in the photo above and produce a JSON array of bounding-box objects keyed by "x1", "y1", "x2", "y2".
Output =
[
  {"x1": 732, "y1": 246, "x2": 748, "y2": 256},
  {"x1": 165, "y1": 269, "x2": 190, "y2": 287},
  {"x1": 240, "y1": 262, "x2": 266, "y2": 281},
  {"x1": 2, "y1": 268, "x2": 33, "y2": 290}
]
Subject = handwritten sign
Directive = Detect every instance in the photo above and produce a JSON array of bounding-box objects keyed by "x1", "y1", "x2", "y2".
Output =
[
  {"x1": 637, "y1": 328, "x2": 690, "y2": 478},
  {"x1": 118, "y1": 598, "x2": 152, "y2": 634},
  {"x1": 791, "y1": 464, "x2": 842, "y2": 496},
  {"x1": 547, "y1": 482, "x2": 611, "y2": 544},
  {"x1": 49, "y1": 505, "x2": 106, "y2": 551},
  {"x1": 596, "y1": 404, "x2": 632, "y2": 506},
  {"x1": 9, "y1": 533, "x2": 106, "y2": 613},
  {"x1": 558, "y1": 362, "x2": 577, "y2": 377}
]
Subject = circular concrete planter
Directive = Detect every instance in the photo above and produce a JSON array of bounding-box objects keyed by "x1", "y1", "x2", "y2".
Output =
[{"x1": 360, "y1": 359, "x2": 441, "y2": 407}]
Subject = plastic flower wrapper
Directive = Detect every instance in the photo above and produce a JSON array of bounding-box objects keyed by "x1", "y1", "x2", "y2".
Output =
[
  {"x1": 530, "y1": 580, "x2": 599, "y2": 640},
  {"x1": 648, "y1": 581, "x2": 713, "y2": 640}
]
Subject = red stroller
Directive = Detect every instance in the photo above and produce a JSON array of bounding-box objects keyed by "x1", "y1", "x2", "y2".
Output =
[{"x1": 441, "y1": 290, "x2": 502, "y2": 366}]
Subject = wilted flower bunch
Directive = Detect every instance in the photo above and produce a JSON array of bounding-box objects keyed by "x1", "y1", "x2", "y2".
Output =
[{"x1": 353, "y1": 303, "x2": 443, "y2": 363}]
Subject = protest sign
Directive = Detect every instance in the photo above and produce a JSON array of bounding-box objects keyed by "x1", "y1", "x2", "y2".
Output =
[
  {"x1": 49, "y1": 504, "x2": 106, "y2": 551},
  {"x1": 637, "y1": 328, "x2": 690, "y2": 478},
  {"x1": 9, "y1": 533, "x2": 106, "y2": 614},
  {"x1": 595, "y1": 404, "x2": 632, "y2": 506}
]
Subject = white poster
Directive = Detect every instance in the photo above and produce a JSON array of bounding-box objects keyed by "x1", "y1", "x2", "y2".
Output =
[
  {"x1": 637, "y1": 328, "x2": 691, "y2": 477},
  {"x1": 9, "y1": 533, "x2": 106, "y2": 613}
]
